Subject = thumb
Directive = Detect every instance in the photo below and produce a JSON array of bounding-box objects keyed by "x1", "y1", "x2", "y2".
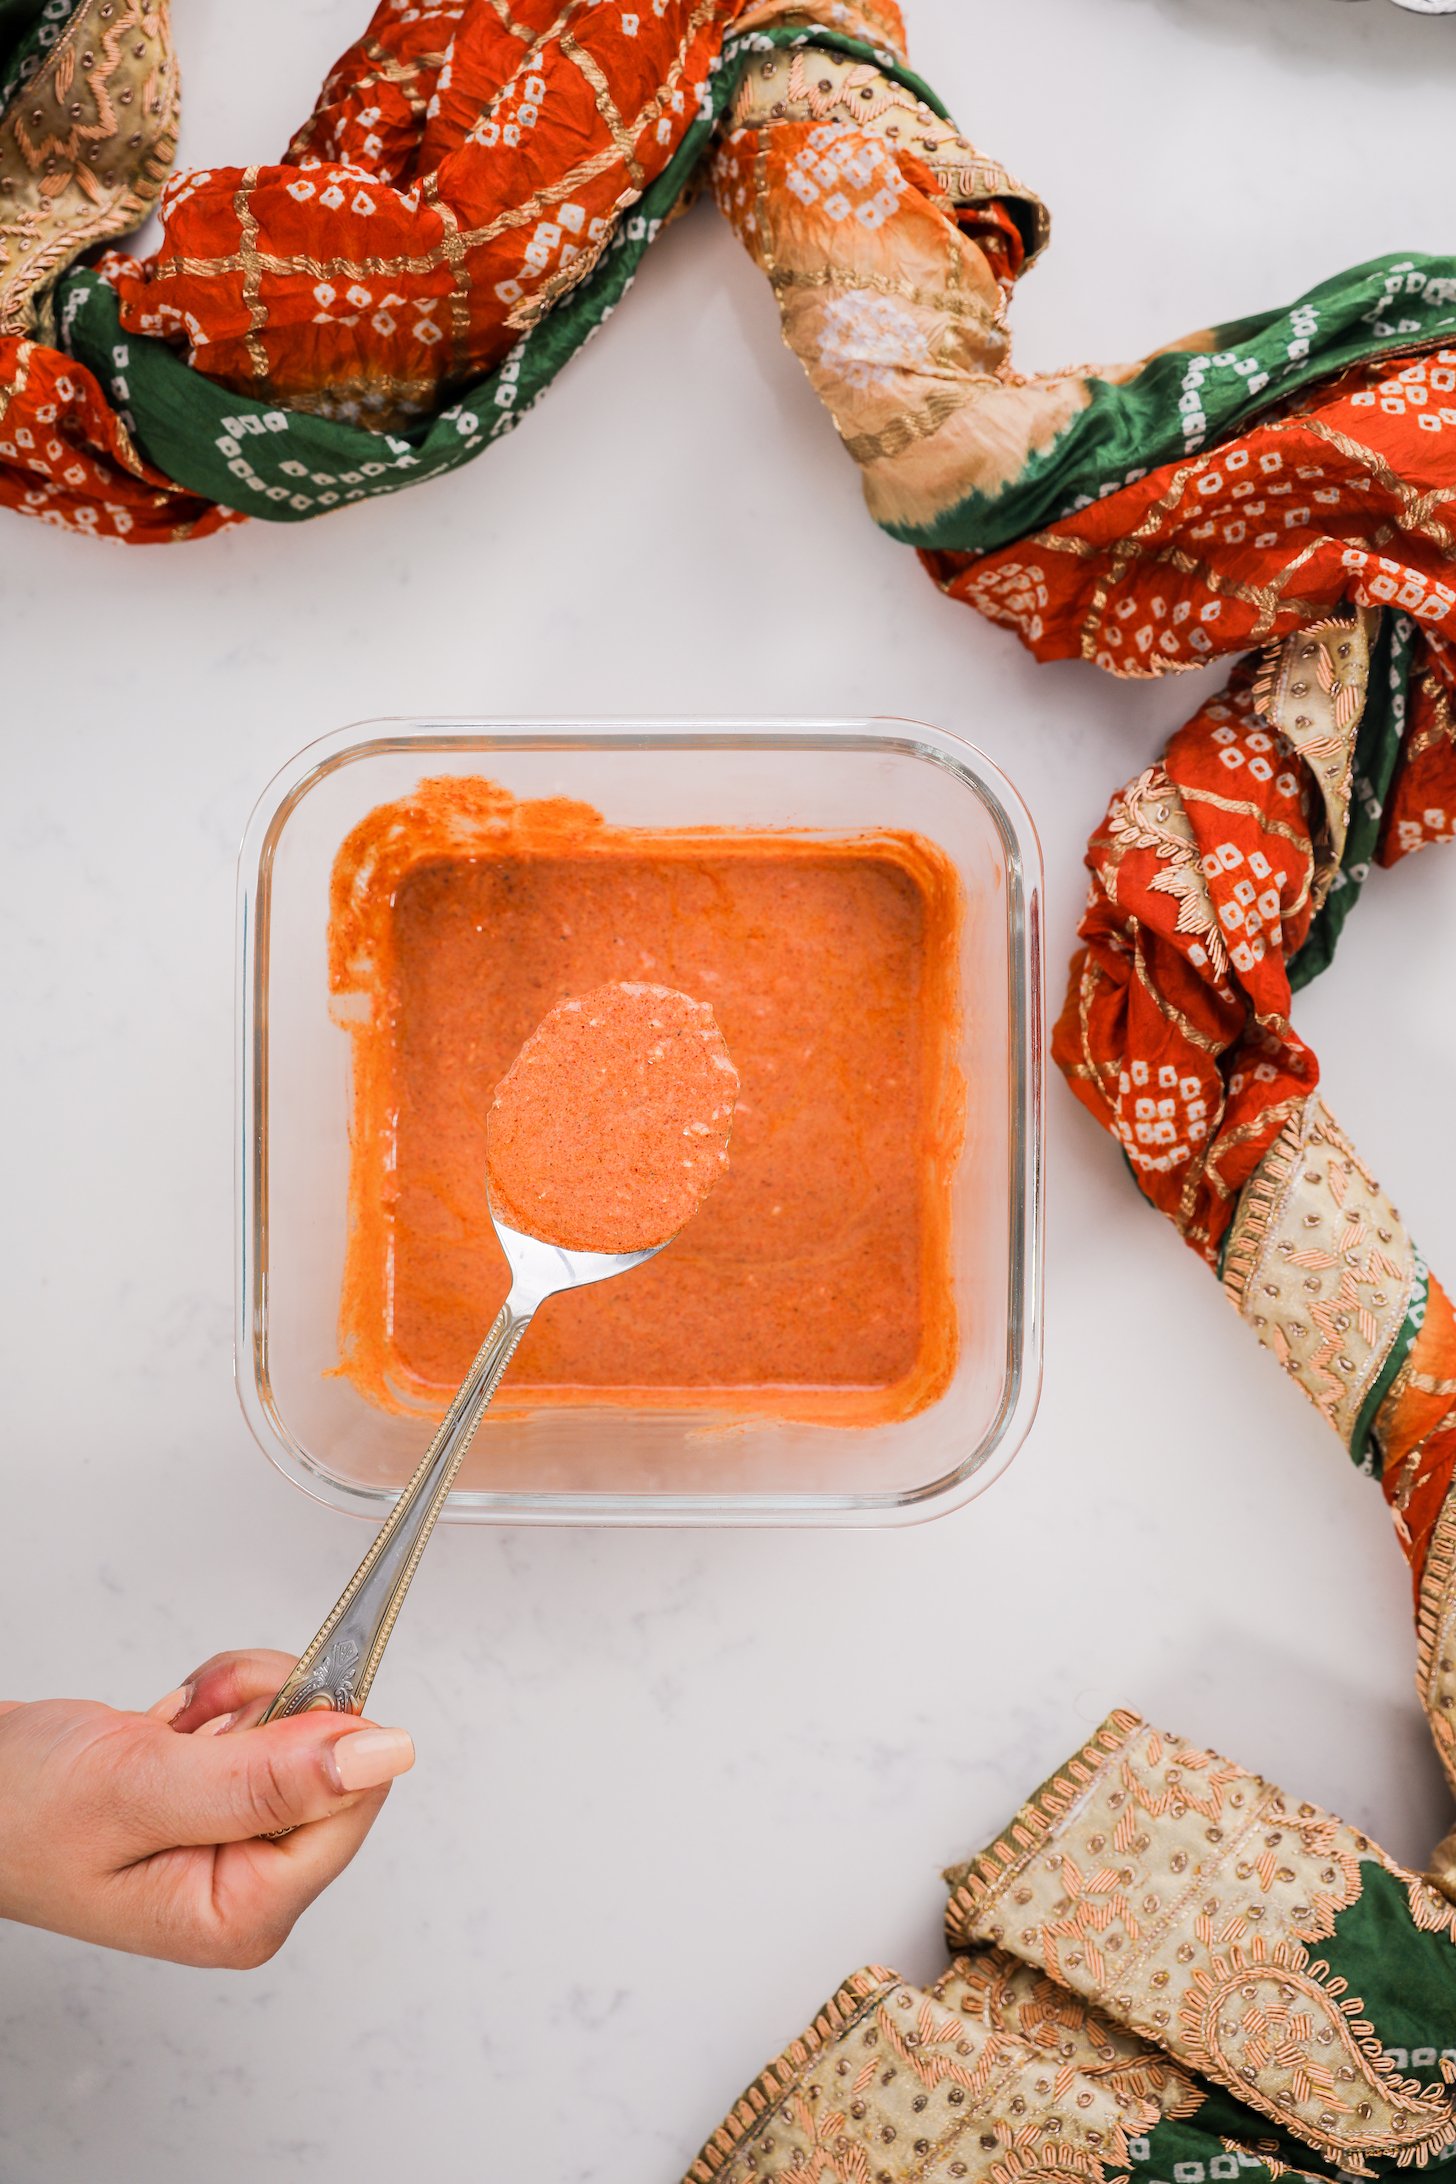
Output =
[{"x1": 150, "y1": 1713, "x2": 415, "y2": 1845}]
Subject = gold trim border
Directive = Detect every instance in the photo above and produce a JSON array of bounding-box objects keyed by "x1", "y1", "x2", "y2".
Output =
[
  {"x1": 683, "y1": 1965, "x2": 901, "y2": 2184},
  {"x1": 943, "y1": 1708, "x2": 1142, "y2": 1947},
  {"x1": 1416, "y1": 1479, "x2": 1456, "y2": 1795}
]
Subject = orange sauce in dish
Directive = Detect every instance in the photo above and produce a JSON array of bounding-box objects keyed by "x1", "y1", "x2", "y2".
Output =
[{"x1": 330, "y1": 776, "x2": 962, "y2": 1425}]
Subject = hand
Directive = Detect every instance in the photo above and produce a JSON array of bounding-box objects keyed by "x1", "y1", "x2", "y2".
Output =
[{"x1": 0, "y1": 1648, "x2": 414, "y2": 1967}]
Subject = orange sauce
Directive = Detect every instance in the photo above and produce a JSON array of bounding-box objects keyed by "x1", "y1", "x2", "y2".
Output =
[{"x1": 331, "y1": 776, "x2": 962, "y2": 1424}]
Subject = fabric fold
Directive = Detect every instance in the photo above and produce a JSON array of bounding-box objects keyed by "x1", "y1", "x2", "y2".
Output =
[
  {"x1": 1049, "y1": 606, "x2": 1456, "y2": 1787},
  {"x1": 946, "y1": 1712, "x2": 1456, "y2": 2173},
  {"x1": 0, "y1": 0, "x2": 228, "y2": 539},
  {"x1": 685, "y1": 1715, "x2": 1456, "y2": 2184}
]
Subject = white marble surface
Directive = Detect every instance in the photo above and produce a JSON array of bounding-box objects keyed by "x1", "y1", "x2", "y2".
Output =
[{"x1": 5, "y1": 1, "x2": 1456, "y2": 2177}]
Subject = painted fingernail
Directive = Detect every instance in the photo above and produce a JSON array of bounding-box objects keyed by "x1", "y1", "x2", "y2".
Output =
[
  {"x1": 327, "y1": 1727, "x2": 415, "y2": 1794},
  {"x1": 148, "y1": 1683, "x2": 194, "y2": 1724}
]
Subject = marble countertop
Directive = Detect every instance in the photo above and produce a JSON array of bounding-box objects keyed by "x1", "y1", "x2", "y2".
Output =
[{"x1": 5, "y1": 2, "x2": 1456, "y2": 2177}]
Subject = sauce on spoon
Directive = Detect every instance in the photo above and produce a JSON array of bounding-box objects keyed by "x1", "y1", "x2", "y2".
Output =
[{"x1": 485, "y1": 981, "x2": 738, "y2": 1253}]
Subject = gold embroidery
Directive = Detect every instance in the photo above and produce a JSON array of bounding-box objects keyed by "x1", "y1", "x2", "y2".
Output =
[
  {"x1": 1406, "y1": 672, "x2": 1456, "y2": 768},
  {"x1": 288, "y1": 36, "x2": 453, "y2": 165},
  {"x1": 1101, "y1": 765, "x2": 1228, "y2": 980},
  {"x1": 503, "y1": 209, "x2": 617, "y2": 332},
  {"x1": 957, "y1": 411, "x2": 1383, "y2": 676},
  {"x1": 1417, "y1": 1482, "x2": 1456, "y2": 1799},
  {"x1": 1178, "y1": 1938, "x2": 1453, "y2": 2169},
  {"x1": 766, "y1": 259, "x2": 1004, "y2": 321},
  {"x1": 937, "y1": 1952, "x2": 1203, "y2": 2124},
  {"x1": 1388, "y1": 1853, "x2": 1456, "y2": 1938},
  {"x1": 232, "y1": 167, "x2": 269, "y2": 382},
  {"x1": 1428, "y1": 1825, "x2": 1456, "y2": 1913},
  {"x1": 685, "y1": 1966, "x2": 898, "y2": 2184},
  {"x1": 713, "y1": 50, "x2": 1094, "y2": 536},
  {"x1": 128, "y1": 0, "x2": 719, "y2": 420},
  {"x1": 1176, "y1": 781, "x2": 1318, "y2": 867},
  {"x1": 727, "y1": 45, "x2": 1049, "y2": 265},
  {"x1": 1199, "y1": 1095, "x2": 1310, "y2": 1234},
  {"x1": 487, "y1": 0, "x2": 540, "y2": 48},
  {"x1": 419, "y1": 171, "x2": 471, "y2": 382},
  {"x1": 560, "y1": 30, "x2": 645, "y2": 191},
  {"x1": 1385, "y1": 1430, "x2": 1427, "y2": 1520},
  {"x1": 1222, "y1": 1097, "x2": 1417, "y2": 1451},
  {"x1": 840, "y1": 380, "x2": 978, "y2": 466},
  {"x1": 1126, "y1": 930, "x2": 1223, "y2": 1056},
  {"x1": 1301, "y1": 412, "x2": 1456, "y2": 561},
  {"x1": 1068, "y1": 939, "x2": 1120, "y2": 1103},
  {"x1": 944, "y1": 1714, "x2": 1453, "y2": 2172},
  {"x1": 686, "y1": 1965, "x2": 1149, "y2": 2184},
  {"x1": 258, "y1": 366, "x2": 440, "y2": 428},
  {"x1": 1249, "y1": 609, "x2": 1379, "y2": 908},
  {"x1": 0, "y1": 0, "x2": 178, "y2": 341}
]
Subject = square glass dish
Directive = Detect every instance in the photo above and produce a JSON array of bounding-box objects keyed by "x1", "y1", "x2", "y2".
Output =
[{"x1": 237, "y1": 719, "x2": 1043, "y2": 1525}]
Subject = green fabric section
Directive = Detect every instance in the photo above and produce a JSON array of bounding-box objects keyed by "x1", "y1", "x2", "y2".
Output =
[
  {"x1": 56, "y1": 23, "x2": 925, "y2": 524},
  {"x1": 1351, "y1": 1259, "x2": 1430, "y2": 1477},
  {"x1": 1121, "y1": 1857, "x2": 1456, "y2": 2184},
  {"x1": 1322, "y1": 1856, "x2": 1456, "y2": 2106},
  {"x1": 0, "y1": 0, "x2": 80, "y2": 112},
  {"x1": 1290, "y1": 611, "x2": 1419, "y2": 992},
  {"x1": 885, "y1": 255, "x2": 1456, "y2": 556},
  {"x1": 0, "y1": 0, "x2": 51, "y2": 47},
  {"x1": 751, "y1": 23, "x2": 953, "y2": 121},
  {"x1": 1131, "y1": 2096, "x2": 1456, "y2": 2184},
  {"x1": 1133, "y1": 2097, "x2": 1335, "y2": 2184}
]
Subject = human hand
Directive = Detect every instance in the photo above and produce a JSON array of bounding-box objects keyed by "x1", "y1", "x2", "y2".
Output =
[{"x1": 0, "y1": 1648, "x2": 414, "y2": 1967}]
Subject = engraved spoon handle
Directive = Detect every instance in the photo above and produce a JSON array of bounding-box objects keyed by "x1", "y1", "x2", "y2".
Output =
[{"x1": 260, "y1": 1294, "x2": 534, "y2": 1723}]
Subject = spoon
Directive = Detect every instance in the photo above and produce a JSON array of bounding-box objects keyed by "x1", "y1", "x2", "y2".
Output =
[{"x1": 260, "y1": 1212, "x2": 664, "y2": 1723}]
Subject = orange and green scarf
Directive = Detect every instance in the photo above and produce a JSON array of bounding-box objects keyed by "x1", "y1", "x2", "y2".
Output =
[
  {"x1": 686, "y1": 1708, "x2": 1456, "y2": 2184},
  {"x1": 2, "y1": 0, "x2": 956, "y2": 535},
  {"x1": 8, "y1": 7, "x2": 1456, "y2": 2167}
]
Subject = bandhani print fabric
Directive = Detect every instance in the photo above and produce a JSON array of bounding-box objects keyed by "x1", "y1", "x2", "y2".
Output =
[
  {"x1": 709, "y1": 9, "x2": 1456, "y2": 1817},
  {"x1": 7, "y1": 6, "x2": 1456, "y2": 2171},
  {"x1": 0, "y1": 0, "x2": 971, "y2": 534},
  {"x1": 0, "y1": 0, "x2": 228, "y2": 538}
]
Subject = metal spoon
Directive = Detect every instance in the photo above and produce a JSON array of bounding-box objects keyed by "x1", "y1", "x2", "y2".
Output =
[{"x1": 260, "y1": 1213, "x2": 664, "y2": 1723}]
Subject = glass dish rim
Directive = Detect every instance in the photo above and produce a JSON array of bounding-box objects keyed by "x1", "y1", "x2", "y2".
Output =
[{"x1": 236, "y1": 714, "x2": 1045, "y2": 1527}]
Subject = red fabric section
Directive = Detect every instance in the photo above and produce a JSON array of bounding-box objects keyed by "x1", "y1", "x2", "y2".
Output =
[
  {"x1": 1381, "y1": 632, "x2": 1456, "y2": 866},
  {"x1": 0, "y1": 337, "x2": 235, "y2": 544},
  {"x1": 106, "y1": 0, "x2": 740, "y2": 427},
  {"x1": 1052, "y1": 667, "x2": 1320, "y2": 1265}
]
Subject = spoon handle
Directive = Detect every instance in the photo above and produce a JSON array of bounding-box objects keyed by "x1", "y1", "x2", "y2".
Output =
[{"x1": 260, "y1": 1294, "x2": 534, "y2": 1723}]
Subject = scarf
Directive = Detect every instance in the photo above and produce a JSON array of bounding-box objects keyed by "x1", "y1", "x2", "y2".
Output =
[
  {"x1": 0, "y1": 0, "x2": 932, "y2": 536},
  {"x1": 708, "y1": 8, "x2": 1456, "y2": 1829},
  {"x1": 8, "y1": 8, "x2": 1456, "y2": 2171},
  {"x1": 684, "y1": 1709, "x2": 1456, "y2": 2184}
]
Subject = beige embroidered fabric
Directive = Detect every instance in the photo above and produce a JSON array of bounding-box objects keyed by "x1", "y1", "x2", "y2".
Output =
[
  {"x1": 0, "y1": 0, "x2": 177, "y2": 341},
  {"x1": 686, "y1": 1713, "x2": 1456, "y2": 2184}
]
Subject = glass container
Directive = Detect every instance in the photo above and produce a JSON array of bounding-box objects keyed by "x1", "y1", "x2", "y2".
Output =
[{"x1": 237, "y1": 718, "x2": 1043, "y2": 1524}]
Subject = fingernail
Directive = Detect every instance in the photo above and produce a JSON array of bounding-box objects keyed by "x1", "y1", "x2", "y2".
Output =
[
  {"x1": 201, "y1": 1709, "x2": 238, "y2": 1737},
  {"x1": 148, "y1": 1683, "x2": 194, "y2": 1724},
  {"x1": 327, "y1": 1727, "x2": 415, "y2": 1794}
]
